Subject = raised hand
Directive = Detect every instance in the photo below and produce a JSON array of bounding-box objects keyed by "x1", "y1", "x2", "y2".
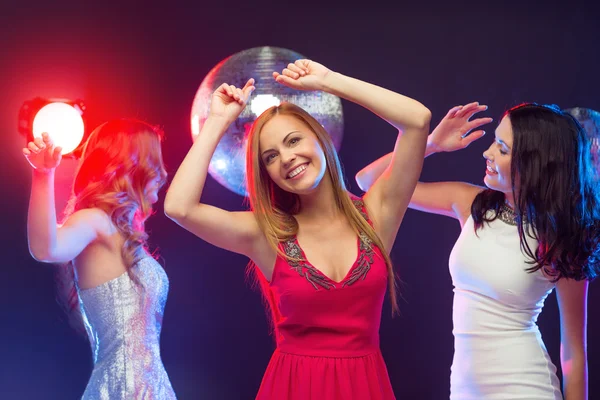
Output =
[
  {"x1": 209, "y1": 78, "x2": 255, "y2": 123},
  {"x1": 23, "y1": 132, "x2": 62, "y2": 172},
  {"x1": 428, "y1": 102, "x2": 493, "y2": 153},
  {"x1": 273, "y1": 59, "x2": 331, "y2": 91}
]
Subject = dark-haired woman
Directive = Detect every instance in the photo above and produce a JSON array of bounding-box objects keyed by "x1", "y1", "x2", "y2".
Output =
[{"x1": 356, "y1": 102, "x2": 598, "y2": 399}]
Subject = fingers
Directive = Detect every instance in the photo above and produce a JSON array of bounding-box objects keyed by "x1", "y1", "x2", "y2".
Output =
[
  {"x1": 229, "y1": 85, "x2": 244, "y2": 104},
  {"x1": 242, "y1": 82, "x2": 256, "y2": 99},
  {"x1": 23, "y1": 148, "x2": 31, "y2": 156},
  {"x1": 28, "y1": 141, "x2": 42, "y2": 153},
  {"x1": 53, "y1": 147, "x2": 63, "y2": 162},
  {"x1": 287, "y1": 62, "x2": 305, "y2": 76},
  {"x1": 282, "y1": 67, "x2": 301, "y2": 79},
  {"x1": 455, "y1": 102, "x2": 481, "y2": 118},
  {"x1": 217, "y1": 82, "x2": 252, "y2": 104},
  {"x1": 243, "y1": 78, "x2": 255, "y2": 89},
  {"x1": 41, "y1": 132, "x2": 54, "y2": 146},
  {"x1": 229, "y1": 85, "x2": 241, "y2": 102},
  {"x1": 462, "y1": 129, "x2": 486, "y2": 143},
  {"x1": 463, "y1": 105, "x2": 490, "y2": 121},
  {"x1": 446, "y1": 105, "x2": 463, "y2": 118},
  {"x1": 278, "y1": 61, "x2": 308, "y2": 80},
  {"x1": 33, "y1": 136, "x2": 46, "y2": 150},
  {"x1": 295, "y1": 59, "x2": 310, "y2": 72},
  {"x1": 274, "y1": 73, "x2": 298, "y2": 87},
  {"x1": 218, "y1": 83, "x2": 234, "y2": 97},
  {"x1": 467, "y1": 117, "x2": 494, "y2": 131}
]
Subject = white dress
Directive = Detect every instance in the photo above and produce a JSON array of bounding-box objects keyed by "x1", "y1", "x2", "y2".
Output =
[{"x1": 448, "y1": 213, "x2": 562, "y2": 400}]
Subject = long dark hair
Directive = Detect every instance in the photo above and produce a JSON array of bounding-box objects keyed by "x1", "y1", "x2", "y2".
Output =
[{"x1": 472, "y1": 103, "x2": 600, "y2": 281}]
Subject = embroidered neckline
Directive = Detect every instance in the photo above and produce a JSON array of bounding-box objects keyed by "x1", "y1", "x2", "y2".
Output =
[{"x1": 282, "y1": 197, "x2": 375, "y2": 290}]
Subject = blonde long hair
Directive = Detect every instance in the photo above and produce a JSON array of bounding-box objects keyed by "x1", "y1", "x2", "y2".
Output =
[
  {"x1": 58, "y1": 119, "x2": 167, "y2": 330},
  {"x1": 245, "y1": 103, "x2": 398, "y2": 314}
]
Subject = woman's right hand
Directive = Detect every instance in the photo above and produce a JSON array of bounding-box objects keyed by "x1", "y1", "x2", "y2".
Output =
[
  {"x1": 23, "y1": 133, "x2": 62, "y2": 172},
  {"x1": 427, "y1": 102, "x2": 493, "y2": 153},
  {"x1": 208, "y1": 78, "x2": 255, "y2": 123}
]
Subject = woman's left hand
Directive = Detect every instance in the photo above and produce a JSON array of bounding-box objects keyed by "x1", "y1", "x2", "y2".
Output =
[{"x1": 273, "y1": 59, "x2": 331, "y2": 91}]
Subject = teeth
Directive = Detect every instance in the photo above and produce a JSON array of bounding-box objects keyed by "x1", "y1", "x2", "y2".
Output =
[
  {"x1": 487, "y1": 166, "x2": 496, "y2": 173},
  {"x1": 288, "y1": 164, "x2": 307, "y2": 178}
]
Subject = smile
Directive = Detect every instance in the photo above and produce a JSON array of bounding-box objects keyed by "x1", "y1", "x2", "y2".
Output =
[{"x1": 287, "y1": 164, "x2": 308, "y2": 179}]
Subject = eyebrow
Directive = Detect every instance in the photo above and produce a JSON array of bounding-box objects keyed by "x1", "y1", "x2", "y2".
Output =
[
  {"x1": 261, "y1": 130, "x2": 301, "y2": 157},
  {"x1": 494, "y1": 134, "x2": 512, "y2": 150}
]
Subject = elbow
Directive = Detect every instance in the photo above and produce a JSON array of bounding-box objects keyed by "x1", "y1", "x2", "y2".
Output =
[
  {"x1": 355, "y1": 172, "x2": 368, "y2": 192},
  {"x1": 28, "y1": 246, "x2": 54, "y2": 263},
  {"x1": 561, "y1": 346, "x2": 587, "y2": 375},
  {"x1": 164, "y1": 201, "x2": 187, "y2": 222},
  {"x1": 416, "y1": 107, "x2": 432, "y2": 131}
]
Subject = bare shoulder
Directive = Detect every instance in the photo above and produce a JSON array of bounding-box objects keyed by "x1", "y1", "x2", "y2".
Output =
[
  {"x1": 61, "y1": 208, "x2": 116, "y2": 236},
  {"x1": 453, "y1": 182, "x2": 485, "y2": 223}
]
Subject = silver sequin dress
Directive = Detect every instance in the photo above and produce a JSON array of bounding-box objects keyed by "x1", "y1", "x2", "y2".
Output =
[{"x1": 77, "y1": 256, "x2": 176, "y2": 399}]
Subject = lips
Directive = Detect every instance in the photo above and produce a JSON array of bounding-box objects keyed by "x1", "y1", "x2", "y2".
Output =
[
  {"x1": 486, "y1": 164, "x2": 498, "y2": 175},
  {"x1": 287, "y1": 163, "x2": 308, "y2": 179}
]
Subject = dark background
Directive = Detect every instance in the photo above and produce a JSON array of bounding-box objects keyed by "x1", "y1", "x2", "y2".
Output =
[{"x1": 1, "y1": 1, "x2": 599, "y2": 399}]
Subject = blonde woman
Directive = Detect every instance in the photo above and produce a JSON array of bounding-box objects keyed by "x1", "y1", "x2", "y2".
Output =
[{"x1": 165, "y1": 60, "x2": 431, "y2": 399}]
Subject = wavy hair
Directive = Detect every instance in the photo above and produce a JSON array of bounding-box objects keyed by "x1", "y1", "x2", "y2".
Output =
[
  {"x1": 472, "y1": 103, "x2": 600, "y2": 281},
  {"x1": 57, "y1": 119, "x2": 167, "y2": 330}
]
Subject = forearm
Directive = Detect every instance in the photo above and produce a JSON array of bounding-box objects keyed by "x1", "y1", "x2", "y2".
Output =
[
  {"x1": 164, "y1": 117, "x2": 229, "y2": 219},
  {"x1": 356, "y1": 140, "x2": 438, "y2": 191},
  {"x1": 27, "y1": 170, "x2": 58, "y2": 261},
  {"x1": 322, "y1": 71, "x2": 431, "y2": 132},
  {"x1": 562, "y1": 351, "x2": 588, "y2": 400}
]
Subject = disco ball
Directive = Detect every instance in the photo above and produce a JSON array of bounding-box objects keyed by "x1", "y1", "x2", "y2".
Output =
[
  {"x1": 565, "y1": 107, "x2": 600, "y2": 172},
  {"x1": 190, "y1": 46, "x2": 344, "y2": 196}
]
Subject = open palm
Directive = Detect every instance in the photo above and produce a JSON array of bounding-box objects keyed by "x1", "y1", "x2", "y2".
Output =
[{"x1": 428, "y1": 102, "x2": 493, "y2": 153}]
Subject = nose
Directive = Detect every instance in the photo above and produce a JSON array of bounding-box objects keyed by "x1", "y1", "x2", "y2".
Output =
[
  {"x1": 483, "y1": 144, "x2": 494, "y2": 162},
  {"x1": 281, "y1": 149, "x2": 296, "y2": 167}
]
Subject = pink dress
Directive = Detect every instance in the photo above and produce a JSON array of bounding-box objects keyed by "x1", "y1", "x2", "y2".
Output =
[{"x1": 256, "y1": 197, "x2": 396, "y2": 400}]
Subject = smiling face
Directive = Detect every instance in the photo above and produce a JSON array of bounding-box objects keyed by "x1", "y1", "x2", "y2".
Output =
[
  {"x1": 258, "y1": 114, "x2": 327, "y2": 195},
  {"x1": 483, "y1": 115, "x2": 513, "y2": 196}
]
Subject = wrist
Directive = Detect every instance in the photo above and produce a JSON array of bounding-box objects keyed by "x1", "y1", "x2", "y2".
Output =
[
  {"x1": 202, "y1": 115, "x2": 233, "y2": 136},
  {"x1": 425, "y1": 138, "x2": 440, "y2": 157},
  {"x1": 32, "y1": 168, "x2": 55, "y2": 177},
  {"x1": 320, "y1": 70, "x2": 341, "y2": 93}
]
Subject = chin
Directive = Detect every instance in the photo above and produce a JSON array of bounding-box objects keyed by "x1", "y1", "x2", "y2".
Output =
[
  {"x1": 484, "y1": 177, "x2": 510, "y2": 194},
  {"x1": 274, "y1": 175, "x2": 318, "y2": 195}
]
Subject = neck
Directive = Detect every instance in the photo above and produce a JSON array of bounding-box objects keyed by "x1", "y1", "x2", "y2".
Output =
[
  {"x1": 297, "y1": 173, "x2": 340, "y2": 222},
  {"x1": 504, "y1": 192, "x2": 516, "y2": 209}
]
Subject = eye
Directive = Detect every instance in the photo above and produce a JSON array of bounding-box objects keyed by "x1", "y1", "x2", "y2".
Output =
[
  {"x1": 264, "y1": 153, "x2": 277, "y2": 164},
  {"x1": 495, "y1": 141, "x2": 509, "y2": 155},
  {"x1": 289, "y1": 137, "x2": 300, "y2": 145}
]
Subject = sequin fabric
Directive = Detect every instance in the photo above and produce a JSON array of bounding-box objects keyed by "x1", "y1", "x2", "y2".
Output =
[{"x1": 77, "y1": 256, "x2": 176, "y2": 399}]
